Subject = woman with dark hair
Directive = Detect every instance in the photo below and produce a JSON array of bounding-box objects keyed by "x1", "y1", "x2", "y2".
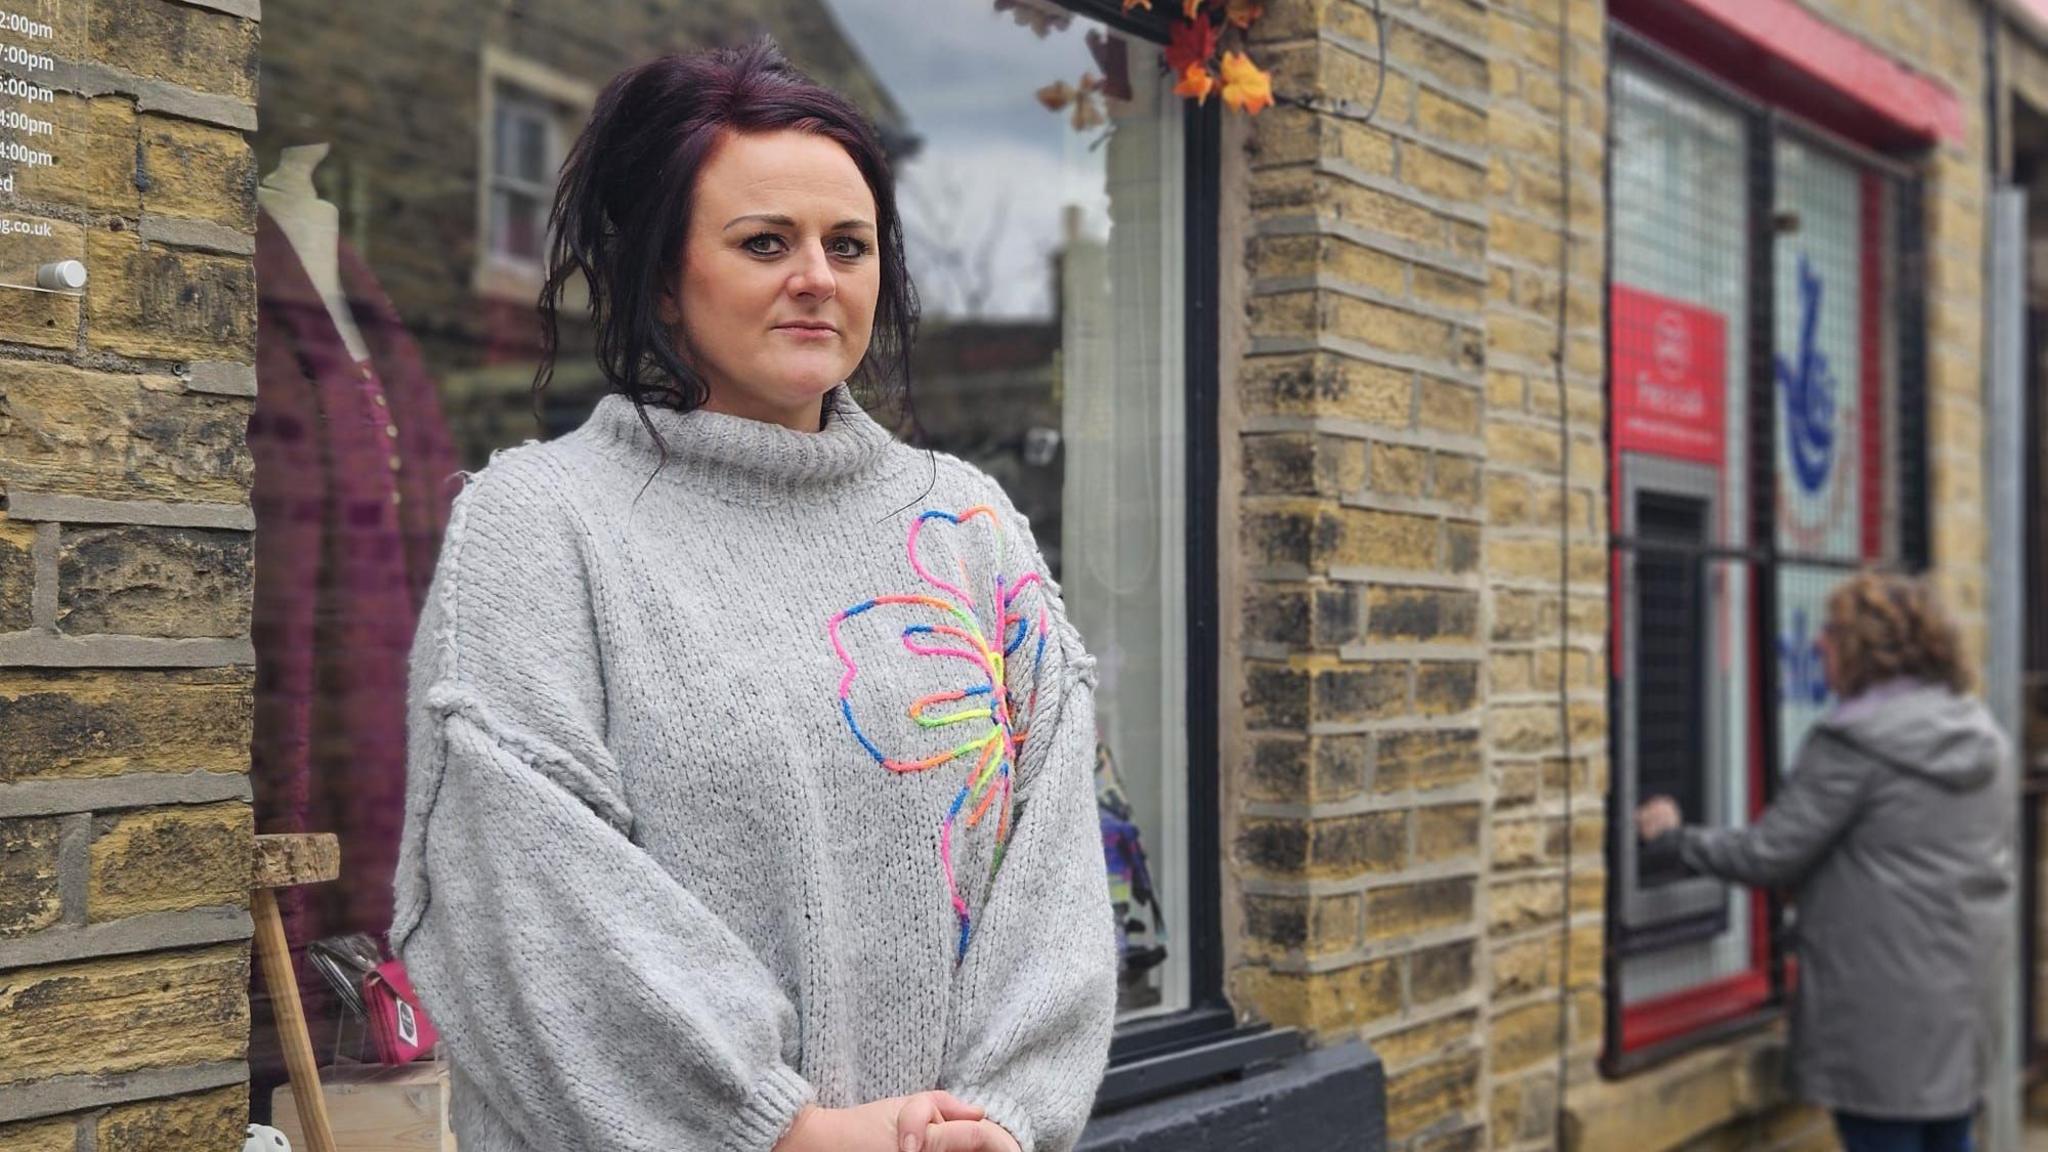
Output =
[
  {"x1": 1636, "y1": 572, "x2": 2013, "y2": 1152},
  {"x1": 394, "y1": 41, "x2": 1115, "y2": 1152}
]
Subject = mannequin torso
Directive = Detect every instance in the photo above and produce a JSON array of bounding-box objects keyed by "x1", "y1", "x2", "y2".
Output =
[{"x1": 259, "y1": 143, "x2": 372, "y2": 362}]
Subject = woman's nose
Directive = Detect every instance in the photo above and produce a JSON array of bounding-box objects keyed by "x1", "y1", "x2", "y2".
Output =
[{"x1": 787, "y1": 241, "x2": 837, "y2": 301}]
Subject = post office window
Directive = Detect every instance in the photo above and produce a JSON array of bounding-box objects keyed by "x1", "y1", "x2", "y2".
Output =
[{"x1": 1604, "y1": 44, "x2": 1926, "y2": 1068}]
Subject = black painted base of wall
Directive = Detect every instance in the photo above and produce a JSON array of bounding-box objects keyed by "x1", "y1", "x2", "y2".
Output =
[{"x1": 1077, "y1": 1040, "x2": 1386, "y2": 1152}]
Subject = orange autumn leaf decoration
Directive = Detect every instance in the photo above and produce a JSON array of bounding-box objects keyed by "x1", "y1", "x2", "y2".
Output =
[
  {"x1": 1174, "y1": 63, "x2": 1216, "y2": 104},
  {"x1": 1151, "y1": 0, "x2": 1272, "y2": 116},
  {"x1": 1071, "y1": 72, "x2": 1106, "y2": 129},
  {"x1": 1029, "y1": 0, "x2": 1271, "y2": 124},
  {"x1": 1218, "y1": 50, "x2": 1273, "y2": 114},
  {"x1": 1038, "y1": 75, "x2": 1108, "y2": 131}
]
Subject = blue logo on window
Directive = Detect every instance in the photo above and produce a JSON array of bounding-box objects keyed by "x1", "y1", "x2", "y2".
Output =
[
  {"x1": 1774, "y1": 255, "x2": 1837, "y2": 497},
  {"x1": 1777, "y1": 607, "x2": 1831, "y2": 706}
]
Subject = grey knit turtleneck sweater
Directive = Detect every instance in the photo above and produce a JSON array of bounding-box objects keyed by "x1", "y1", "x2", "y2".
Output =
[{"x1": 392, "y1": 387, "x2": 1116, "y2": 1152}]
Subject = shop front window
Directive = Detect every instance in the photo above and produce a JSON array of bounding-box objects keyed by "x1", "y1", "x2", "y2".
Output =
[
  {"x1": 1608, "y1": 56, "x2": 1761, "y2": 1052},
  {"x1": 246, "y1": 0, "x2": 1218, "y2": 1126},
  {"x1": 1604, "y1": 42, "x2": 1926, "y2": 1067},
  {"x1": 1770, "y1": 134, "x2": 1903, "y2": 762},
  {"x1": 832, "y1": 0, "x2": 1195, "y2": 1023}
]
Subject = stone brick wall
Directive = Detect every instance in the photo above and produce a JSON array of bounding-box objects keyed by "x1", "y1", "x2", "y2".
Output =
[
  {"x1": 1233, "y1": 3, "x2": 1509, "y2": 1148},
  {"x1": 0, "y1": 0, "x2": 261, "y2": 1146},
  {"x1": 1476, "y1": 0, "x2": 1609, "y2": 1149},
  {"x1": 1226, "y1": 1, "x2": 1990, "y2": 1151}
]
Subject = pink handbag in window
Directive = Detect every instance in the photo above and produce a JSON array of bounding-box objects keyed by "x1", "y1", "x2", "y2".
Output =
[{"x1": 363, "y1": 959, "x2": 438, "y2": 1063}]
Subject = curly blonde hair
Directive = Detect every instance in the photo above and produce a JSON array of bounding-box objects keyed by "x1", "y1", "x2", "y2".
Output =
[{"x1": 1823, "y1": 572, "x2": 1971, "y2": 699}]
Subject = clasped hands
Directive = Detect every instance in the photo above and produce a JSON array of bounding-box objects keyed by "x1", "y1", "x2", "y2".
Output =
[{"x1": 778, "y1": 1091, "x2": 1021, "y2": 1152}]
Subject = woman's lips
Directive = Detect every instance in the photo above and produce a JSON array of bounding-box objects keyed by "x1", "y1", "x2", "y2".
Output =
[{"x1": 775, "y1": 323, "x2": 837, "y2": 341}]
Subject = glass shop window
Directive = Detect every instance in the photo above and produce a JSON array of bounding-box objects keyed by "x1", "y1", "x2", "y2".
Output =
[{"x1": 245, "y1": 0, "x2": 1201, "y2": 1128}]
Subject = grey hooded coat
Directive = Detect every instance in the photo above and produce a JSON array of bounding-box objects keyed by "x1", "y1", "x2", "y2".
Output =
[{"x1": 1665, "y1": 682, "x2": 2013, "y2": 1119}]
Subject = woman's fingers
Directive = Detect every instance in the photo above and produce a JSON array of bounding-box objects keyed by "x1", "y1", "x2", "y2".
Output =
[
  {"x1": 895, "y1": 1092, "x2": 986, "y2": 1152},
  {"x1": 928, "y1": 1092, "x2": 985, "y2": 1122},
  {"x1": 921, "y1": 1120, "x2": 1021, "y2": 1152}
]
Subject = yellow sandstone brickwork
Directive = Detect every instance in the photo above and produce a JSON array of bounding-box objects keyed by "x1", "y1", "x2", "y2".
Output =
[
  {"x1": 0, "y1": 1, "x2": 261, "y2": 1146},
  {"x1": 1236, "y1": 3, "x2": 1501, "y2": 1148}
]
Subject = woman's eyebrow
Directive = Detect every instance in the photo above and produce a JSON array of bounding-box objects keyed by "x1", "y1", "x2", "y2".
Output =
[{"x1": 723, "y1": 213, "x2": 875, "y2": 232}]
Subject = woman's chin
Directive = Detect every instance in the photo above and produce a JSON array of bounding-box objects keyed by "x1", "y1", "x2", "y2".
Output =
[{"x1": 761, "y1": 365, "x2": 852, "y2": 399}]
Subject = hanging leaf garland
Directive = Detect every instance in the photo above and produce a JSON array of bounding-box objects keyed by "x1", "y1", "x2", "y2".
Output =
[
  {"x1": 1036, "y1": 72, "x2": 1110, "y2": 131},
  {"x1": 1146, "y1": 0, "x2": 1274, "y2": 116},
  {"x1": 1031, "y1": 0, "x2": 1274, "y2": 132}
]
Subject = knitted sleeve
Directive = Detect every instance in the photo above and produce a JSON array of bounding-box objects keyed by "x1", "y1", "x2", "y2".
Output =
[
  {"x1": 391, "y1": 458, "x2": 812, "y2": 1152},
  {"x1": 939, "y1": 497, "x2": 1119, "y2": 1152}
]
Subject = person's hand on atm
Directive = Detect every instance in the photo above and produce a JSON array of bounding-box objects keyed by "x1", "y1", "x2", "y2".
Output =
[{"x1": 1635, "y1": 795, "x2": 1682, "y2": 841}]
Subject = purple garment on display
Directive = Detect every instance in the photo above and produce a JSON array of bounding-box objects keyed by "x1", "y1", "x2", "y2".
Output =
[{"x1": 247, "y1": 208, "x2": 461, "y2": 1087}]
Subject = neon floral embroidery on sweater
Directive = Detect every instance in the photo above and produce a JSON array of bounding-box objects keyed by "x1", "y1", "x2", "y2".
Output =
[{"x1": 828, "y1": 505, "x2": 1050, "y2": 961}]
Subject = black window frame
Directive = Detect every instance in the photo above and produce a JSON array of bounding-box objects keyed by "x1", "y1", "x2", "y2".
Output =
[{"x1": 1599, "y1": 23, "x2": 1932, "y2": 1077}]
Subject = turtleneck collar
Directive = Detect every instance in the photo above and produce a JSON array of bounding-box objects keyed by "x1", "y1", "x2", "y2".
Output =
[{"x1": 576, "y1": 385, "x2": 903, "y2": 503}]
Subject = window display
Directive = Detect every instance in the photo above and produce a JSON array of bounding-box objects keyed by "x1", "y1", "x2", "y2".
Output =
[{"x1": 246, "y1": 0, "x2": 1199, "y2": 1121}]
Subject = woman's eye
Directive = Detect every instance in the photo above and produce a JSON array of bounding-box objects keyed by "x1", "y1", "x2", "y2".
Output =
[
  {"x1": 743, "y1": 234, "x2": 786, "y2": 256},
  {"x1": 829, "y1": 237, "x2": 872, "y2": 259}
]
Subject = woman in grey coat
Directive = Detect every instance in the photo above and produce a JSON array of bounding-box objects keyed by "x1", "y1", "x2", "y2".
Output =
[{"x1": 1637, "y1": 572, "x2": 2013, "y2": 1152}]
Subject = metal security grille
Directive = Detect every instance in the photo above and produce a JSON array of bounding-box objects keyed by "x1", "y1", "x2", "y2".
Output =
[
  {"x1": 1634, "y1": 490, "x2": 1710, "y2": 889},
  {"x1": 1603, "y1": 31, "x2": 1930, "y2": 1072}
]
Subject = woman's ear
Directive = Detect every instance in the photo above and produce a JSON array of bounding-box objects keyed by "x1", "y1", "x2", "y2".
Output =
[{"x1": 657, "y1": 254, "x2": 685, "y2": 325}]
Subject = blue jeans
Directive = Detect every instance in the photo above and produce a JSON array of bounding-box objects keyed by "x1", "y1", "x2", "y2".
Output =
[{"x1": 1833, "y1": 1112, "x2": 1973, "y2": 1152}]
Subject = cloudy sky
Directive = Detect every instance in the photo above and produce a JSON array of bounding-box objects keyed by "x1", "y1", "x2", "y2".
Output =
[{"x1": 820, "y1": 0, "x2": 1126, "y2": 319}]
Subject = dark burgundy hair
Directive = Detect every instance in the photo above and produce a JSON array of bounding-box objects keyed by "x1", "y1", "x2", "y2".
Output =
[{"x1": 533, "y1": 38, "x2": 919, "y2": 416}]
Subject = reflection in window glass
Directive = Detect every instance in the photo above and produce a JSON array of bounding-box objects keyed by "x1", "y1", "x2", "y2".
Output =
[
  {"x1": 820, "y1": 0, "x2": 1191, "y2": 1018},
  {"x1": 1772, "y1": 136, "x2": 1896, "y2": 760},
  {"x1": 246, "y1": 0, "x2": 1192, "y2": 1122},
  {"x1": 491, "y1": 91, "x2": 555, "y2": 262},
  {"x1": 1774, "y1": 138, "x2": 1865, "y2": 565}
]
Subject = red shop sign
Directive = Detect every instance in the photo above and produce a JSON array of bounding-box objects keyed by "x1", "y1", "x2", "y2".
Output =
[{"x1": 1611, "y1": 284, "x2": 1726, "y2": 465}]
